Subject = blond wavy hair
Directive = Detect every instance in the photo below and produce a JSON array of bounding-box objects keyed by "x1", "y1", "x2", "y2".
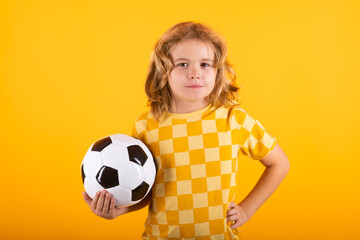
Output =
[{"x1": 145, "y1": 21, "x2": 240, "y2": 121}]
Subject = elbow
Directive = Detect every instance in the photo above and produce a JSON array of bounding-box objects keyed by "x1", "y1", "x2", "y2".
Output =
[
  {"x1": 270, "y1": 157, "x2": 290, "y2": 175},
  {"x1": 281, "y1": 157, "x2": 290, "y2": 175}
]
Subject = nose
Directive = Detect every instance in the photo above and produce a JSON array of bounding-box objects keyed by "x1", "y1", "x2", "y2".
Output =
[
  {"x1": 189, "y1": 74, "x2": 200, "y2": 80},
  {"x1": 188, "y1": 66, "x2": 200, "y2": 80}
]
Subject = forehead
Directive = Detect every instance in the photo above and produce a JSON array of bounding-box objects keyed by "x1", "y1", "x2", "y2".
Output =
[{"x1": 170, "y1": 39, "x2": 214, "y2": 61}]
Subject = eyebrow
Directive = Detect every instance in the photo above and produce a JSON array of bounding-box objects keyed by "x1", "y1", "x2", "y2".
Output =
[{"x1": 174, "y1": 58, "x2": 213, "y2": 62}]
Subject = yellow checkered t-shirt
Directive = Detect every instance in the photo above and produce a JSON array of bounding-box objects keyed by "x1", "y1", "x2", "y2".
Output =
[{"x1": 131, "y1": 104, "x2": 277, "y2": 240}]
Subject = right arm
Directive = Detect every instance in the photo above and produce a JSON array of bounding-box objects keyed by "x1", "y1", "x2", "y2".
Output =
[{"x1": 83, "y1": 190, "x2": 152, "y2": 220}]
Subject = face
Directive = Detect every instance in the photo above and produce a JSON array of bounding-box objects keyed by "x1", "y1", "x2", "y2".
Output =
[{"x1": 168, "y1": 39, "x2": 216, "y2": 113}]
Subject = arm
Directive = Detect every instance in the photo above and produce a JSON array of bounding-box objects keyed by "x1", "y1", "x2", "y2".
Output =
[
  {"x1": 83, "y1": 190, "x2": 152, "y2": 220},
  {"x1": 227, "y1": 143, "x2": 290, "y2": 228}
]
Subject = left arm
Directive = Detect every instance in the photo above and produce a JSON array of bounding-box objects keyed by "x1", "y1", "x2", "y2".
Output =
[{"x1": 227, "y1": 143, "x2": 290, "y2": 228}]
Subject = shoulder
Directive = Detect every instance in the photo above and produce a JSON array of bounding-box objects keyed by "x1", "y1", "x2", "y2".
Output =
[
  {"x1": 132, "y1": 109, "x2": 159, "y2": 133},
  {"x1": 214, "y1": 105, "x2": 263, "y2": 132},
  {"x1": 131, "y1": 110, "x2": 149, "y2": 140},
  {"x1": 132, "y1": 110, "x2": 149, "y2": 133},
  {"x1": 231, "y1": 105, "x2": 249, "y2": 125},
  {"x1": 213, "y1": 104, "x2": 248, "y2": 123},
  {"x1": 134, "y1": 111, "x2": 151, "y2": 122}
]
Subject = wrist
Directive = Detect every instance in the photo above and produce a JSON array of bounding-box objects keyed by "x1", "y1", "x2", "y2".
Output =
[{"x1": 238, "y1": 202, "x2": 253, "y2": 219}]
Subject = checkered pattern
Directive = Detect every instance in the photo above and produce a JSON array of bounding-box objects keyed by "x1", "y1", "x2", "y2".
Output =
[{"x1": 132, "y1": 105, "x2": 277, "y2": 240}]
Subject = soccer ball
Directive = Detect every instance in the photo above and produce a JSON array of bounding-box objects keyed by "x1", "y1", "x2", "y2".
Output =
[{"x1": 81, "y1": 134, "x2": 156, "y2": 207}]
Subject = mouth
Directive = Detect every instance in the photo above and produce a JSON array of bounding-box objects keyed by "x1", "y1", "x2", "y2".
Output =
[{"x1": 187, "y1": 85, "x2": 203, "y2": 88}]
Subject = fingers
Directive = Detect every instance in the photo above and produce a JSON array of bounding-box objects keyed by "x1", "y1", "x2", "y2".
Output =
[
  {"x1": 231, "y1": 219, "x2": 241, "y2": 229},
  {"x1": 103, "y1": 193, "x2": 111, "y2": 214},
  {"x1": 109, "y1": 198, "x2": 116, "y2": 213},
  {"x1": 96, "y1": 191, "x2": 106, "y2": 212},
  {"x1": 90, "y1": 191, "x2": 100, "y2": 211},
  {"x1": 229, "y1": 201, "x2": 236, "y2": 208},
  {"x1": 226, "y1": 202, "x2": 249, "y2": 229},
  {"x1": 226, "y1": 208, "x2": 238, "y2": 217},
  {"x1": 227, "y1": 214, "x2": 238, "y2": 222},
  {"x1": 226, "y1": 210, "x2": 240, "y2": 229},
  {"x1": 226, "y1": 202, "x2": 241, "y2": 229},
  {"x1": 226, "y1": 202, "x2": 237, "y2": 218},
  {"x1": 87, "y1": 190, "x2": 116, "y2": 219},
  {"x1": 90, "y1": 191, "x2": 105, "y2": 212}
]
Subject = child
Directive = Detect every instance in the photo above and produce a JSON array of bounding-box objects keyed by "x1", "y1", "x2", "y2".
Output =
[{"x1": 83, "y1": 21, "x2": 290, "y2": 240}]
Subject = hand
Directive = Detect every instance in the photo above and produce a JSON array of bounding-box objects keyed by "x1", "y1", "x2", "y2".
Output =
[
  {"x1": 226, "y1": 201, "x2": 249, "y2": 229},
  {"x1": 83, "y1": 190, "x2": 129, "y2": 220}
]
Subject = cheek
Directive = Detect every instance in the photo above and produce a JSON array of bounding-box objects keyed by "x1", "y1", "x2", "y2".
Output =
[
  {"x1": 168, "y1": 71, "x2": 176, "y2": 86},
  {"x1": 169, "y1": 70, "x2": 179, "y2": 83},
  {"x1": 207, "y1": 72, "x2": 216, "y2": 88},
  {"x1": 168, "y1": 73, "x2": 180, "y2": 92},
  {"x1": 169, "y1": 70, "x2": 185, "y2": 85},
  {"x1": 171, "y1": 69, "x2": 186, "y2": 80},
  {"x1": 208, "y1": 81, "x2": 216, "y2": 94}
]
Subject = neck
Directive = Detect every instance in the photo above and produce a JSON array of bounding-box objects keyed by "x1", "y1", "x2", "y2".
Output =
[{"x1": 170, "y1": 99, "x2": 209, "y2": 114}]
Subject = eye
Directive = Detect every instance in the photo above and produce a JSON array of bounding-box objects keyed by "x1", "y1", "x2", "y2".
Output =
[
  {"x1": 201, "y1": 63, "x2": 211, "y2": 67},
  {"x1": 177, "y1": 63, "x2": 188, "y2": 67}
]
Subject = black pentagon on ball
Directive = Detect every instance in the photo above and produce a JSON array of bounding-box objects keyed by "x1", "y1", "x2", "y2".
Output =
[
  {"x1": 128, "y1": 145, "x2": 148, "y2": 166},
  {"x1": 131, "y1": 181, "x2": 149, "y2": 201},
  {"x1": 92, "y1": 137, "x2": 112, "y2": 152},
  {"x1": 81, "y1": 164, "x2": 85, "y2": 183},
  {"x1": 96, "y1": 166, "x2": 119, "y2": 189}
]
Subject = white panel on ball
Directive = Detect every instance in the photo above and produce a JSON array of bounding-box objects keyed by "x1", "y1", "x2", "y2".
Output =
[
  {"x1": 82, "y1": 151, "x2": 102, "y2": 178},
  {"x1": 111, "y1": 134, "x2": 138, "y2": 146},
  {"x1": 119, "y1": 161, "x2": 144, "y2": 190},
  {"x1": 101, "y1": 143, "x2": 129, "y2": 169},
  {"x1": 107, "y1": 186, "x2": 132, "y2": 206},
  {"x1": 143, "y1": 159, "x2": 156, "y2": 184},
  {"x1": 84, "y1": 178, "x2": 104, "y2": 200}
]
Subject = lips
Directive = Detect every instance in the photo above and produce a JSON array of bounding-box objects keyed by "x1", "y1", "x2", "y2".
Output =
[{"x1": 187, "y1": 85, "x2": 203, "y2": 88}]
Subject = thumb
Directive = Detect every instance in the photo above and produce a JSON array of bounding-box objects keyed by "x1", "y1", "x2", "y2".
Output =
[{"x1": 83, "y1": 191, "x2": 92, "y2": 206}]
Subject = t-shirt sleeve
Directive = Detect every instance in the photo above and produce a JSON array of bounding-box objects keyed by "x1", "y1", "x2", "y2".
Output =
[
  {"x1": 130, "y1": 112, "x2": 148, "y2": 143},
  {"x1": 237, "y1": 109, "x2": 277, "y2": 160}
]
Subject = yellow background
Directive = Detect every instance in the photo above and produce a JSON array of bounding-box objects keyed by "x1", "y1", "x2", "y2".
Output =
[{"x1": 1, "y1": 0, "x2": 359, "y2": 239}]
